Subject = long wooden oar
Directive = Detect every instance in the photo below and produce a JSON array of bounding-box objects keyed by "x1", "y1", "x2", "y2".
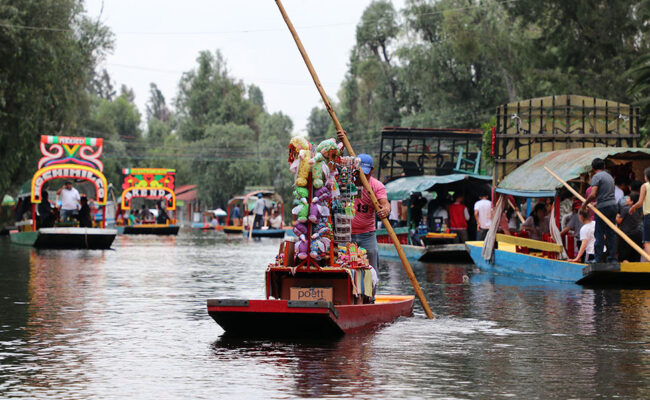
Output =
[
  {"x1": 544, "y1": 166, "x2": 650, "y2": 261},
  {"x1": 274, "y1": 0, "x2": 434, "y2": 319}
]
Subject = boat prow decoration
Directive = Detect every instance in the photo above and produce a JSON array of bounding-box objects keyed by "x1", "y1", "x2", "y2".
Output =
[{"x1": 10, "y1": 135, "x2": 117, "y2": 249}]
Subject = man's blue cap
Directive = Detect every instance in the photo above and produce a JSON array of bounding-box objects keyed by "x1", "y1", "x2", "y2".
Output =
[
  {"x1": 358, "y1": 154, "x2": 373, "y2": 174},
  {"x1": 257, "y1": 193, "x2": 263, "y2": 198}
]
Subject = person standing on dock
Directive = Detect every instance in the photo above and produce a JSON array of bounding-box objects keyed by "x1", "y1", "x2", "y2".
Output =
[
  {"x1": 57, "y1": 181, "x2": 80, "y2": 222},
  {"x1": 349, "y1": 152, "x2": 390, "y2": 270},
  {"x1": 474, "y1": 192, "x2": 492, "y2": 240},
  {"x1": 581, "y1": 158, "x2": 617, "y2": 263}
]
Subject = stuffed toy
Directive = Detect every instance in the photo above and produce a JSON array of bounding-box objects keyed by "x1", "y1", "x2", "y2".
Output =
[
  {"x1": 288, "y1": 137, "x2": 312, "y2": 187},
  {"x1": 309, "y1": 185, "x2": 331, "y2": 223},
  {"x1": 296, "y1": 234, "x2": 309, "y2": 260},
  {"x1": 312, "y1": 139, "x2": 343, "y2": 188},
  {"x1": 293, "y1": 221, "x2": 308, "y2": 238},
  {"x1": 292, "y1": 187, "x2": 309, "y2": 223},
  {"x1": 309, "y1": 221, "x2": 332, "y2": 261}
]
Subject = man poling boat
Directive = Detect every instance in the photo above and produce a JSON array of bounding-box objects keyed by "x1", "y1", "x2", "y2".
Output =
[{"x1": 206, "y1": 1, "x2": 435, "y2": 337}]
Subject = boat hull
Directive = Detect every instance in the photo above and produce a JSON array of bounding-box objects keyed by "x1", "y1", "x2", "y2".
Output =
[
  {"x1": 10, "y1": 228, "x2": 117, "y2": 249},
  {"x1": 466, "y1": 241, "x2": 650, "y2": 286},
  {"x1": 122, "y1": 224, "x2": 179, "y2": 235},
  {"x1": 207, "y1": 295, "x2": 414, "y2": 337}
]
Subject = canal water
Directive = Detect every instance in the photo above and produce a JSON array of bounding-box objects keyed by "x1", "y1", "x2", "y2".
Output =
[{"x1": 0, "y1": 231, "x2": 648, "y2": 399}]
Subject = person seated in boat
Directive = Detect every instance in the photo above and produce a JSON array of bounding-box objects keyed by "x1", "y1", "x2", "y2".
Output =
[
  {"x1": 126, "y1": 211, "x2": 139, "y2": 226},
  {"x1": 242, "y1": 211, "x2": 254, "y2": 230},
  {"x1": 560, "y1": 199, "x2": 584, "y2": 255},
  {"x1": 427, "y1": 196, "x2": 449, "y2": 233},
  {"x1": 57, "y1": 181, "x2": 80, "y2": 222},
  {"x1": 156, "y1": 201, "x2": 170, "y2": 224},
  {"x1": 570, "y1": 209, "x2": 596, "y2": 263},
  {"x1": 520, "y1": 203, "x2": 550, "y2": 241},
  {"x1": 269, "y1": 210, "x2": 282, "y2": 229},
  {"x1": 139, "y1": 204, "x2": 153, "y2": 223},
  {"x1": 448, "y1": 193, "x2": 470, "y2": 243},
  {"x1": 37, "y1": 190, "x2": 55, "y2": 228},
  {"x1": 76, "y1": 195, "x2": 92, "y2": 228},
  {"x1": 232, "y1": 204, "x2": 242, "y2": 226},
  {"x1": 617, "y1": 193, "x2": 642, "y2": 262}
]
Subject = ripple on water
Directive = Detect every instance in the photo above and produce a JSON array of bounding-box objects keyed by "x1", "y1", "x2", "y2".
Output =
[{"x1": 0, "y1": 232, "x2": 649, "y2": 399}]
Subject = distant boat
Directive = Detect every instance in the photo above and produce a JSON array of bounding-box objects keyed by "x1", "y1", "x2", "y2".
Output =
[{"x1": 224, "y1": 190, "x2": 285, "y2": 238}]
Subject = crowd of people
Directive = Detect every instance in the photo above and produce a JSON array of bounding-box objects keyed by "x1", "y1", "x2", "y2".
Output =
[
  {"x1": 231, "y1": 193, "x2": 283, "y2": 230},
  {"x1": 386, "y1": 157, "x2": 650, "y2": 264},
  {"x1": 35, "y1": 181, "x2": 94, "y2": 228}
]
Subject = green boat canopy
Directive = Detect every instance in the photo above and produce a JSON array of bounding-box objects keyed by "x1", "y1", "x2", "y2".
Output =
[
  {"x1": 384, "y1": 174, "x2": 492, "y2": 201},
  {"x1": 2, "y1": 194, "x2": 15, "y2": 206},
  {"x1": 497, "y1": 147, "x2": 650, "y2": 197}
]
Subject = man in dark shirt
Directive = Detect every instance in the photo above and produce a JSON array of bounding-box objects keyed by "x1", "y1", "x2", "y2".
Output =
[{"x1": 581, "y1": 158, "x2": 617, "y2": 262}]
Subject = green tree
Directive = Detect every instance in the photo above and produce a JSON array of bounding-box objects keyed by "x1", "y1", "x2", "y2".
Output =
[
  {"x1": 306, "y1": 106, "x2": 332, "y2": 143},
  {"x1": 0, "y1": 0, "x2": 113, "y2": 196}
]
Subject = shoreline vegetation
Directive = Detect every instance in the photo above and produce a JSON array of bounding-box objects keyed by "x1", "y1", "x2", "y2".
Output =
[{"x1": 1, "y1": 0, "x2": 649, "y2": 217}]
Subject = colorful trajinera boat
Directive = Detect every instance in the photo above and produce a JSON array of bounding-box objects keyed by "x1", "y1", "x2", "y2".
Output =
[
  {"x1": 377, "y1": 174, "x2": 491, "y2": 262},
  {"x1": 224, "y1": 189, "x2": 286, "y2": 238},
  {"x1": 466, "y1": 148, "x2": 650, "y2": 285},
  {"x1": 116, "y1": 168, "x2": 180, "y2": 235},
  {"x1": 9, "y1": 135, "x2": 117, "y2": 249},
  {"x1": 208, "y1": 138, "x2": 414, "y2": 337}
]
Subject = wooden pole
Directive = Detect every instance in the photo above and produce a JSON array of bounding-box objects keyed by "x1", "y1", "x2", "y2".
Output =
[
  {"x1": 544, "y1": 166, "x2": 650, "y2": 261},
  {"x1": 274, "y1": 0, "x2": 434, "y2": 319},
  {"x1": 507, "y1": 198, "x2": 526, "y2": 224}
]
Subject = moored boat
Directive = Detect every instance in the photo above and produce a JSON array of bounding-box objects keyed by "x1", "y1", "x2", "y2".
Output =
[
  {"x1": 467, "y1": 147, "x2": 650, "y2": 286},
  {"x1": 9, "y1": 135, "x2": 117, "y2": 249},
  {"x1": 377, "y1": 174, "x2": 492, "y2": 262}
]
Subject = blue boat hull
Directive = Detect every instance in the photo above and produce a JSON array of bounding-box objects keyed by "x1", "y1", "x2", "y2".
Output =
[{"x1": 465, "y1": 241, "x2": 584, "y2": 283}]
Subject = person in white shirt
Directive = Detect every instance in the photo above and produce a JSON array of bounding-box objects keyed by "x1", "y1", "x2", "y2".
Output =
[
  {"x1": 56, "y1": 181, "x2": 80, "y2": 222},
  {"x1": 570, "y1": 209, "x2": 597, "y2": 263},
  {"x1": 474, "y1": 193, "x2": 492, "y2": 240}
]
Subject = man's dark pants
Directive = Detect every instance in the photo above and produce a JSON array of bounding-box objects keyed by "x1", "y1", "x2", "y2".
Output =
[{"x1": 594, "y1": 204, "x2": 617, "y2": 262}]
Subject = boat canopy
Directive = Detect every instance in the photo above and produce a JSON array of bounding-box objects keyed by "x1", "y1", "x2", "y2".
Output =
[
  {"x1": 497, "y1": 147, "x2": 650, "y2": 197},
  {"x1": 384, "y1": 173, "x2": 492, "y2": 201}
]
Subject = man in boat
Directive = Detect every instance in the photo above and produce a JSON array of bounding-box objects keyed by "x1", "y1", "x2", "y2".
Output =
[
  {"x1": 350, "y1": 153, "x2": 390, "y2": 270},
  {"x1": 253, "y1": 193, "x2": 266, "y2": 229},
  {"x1": 57, "y1": 181, "x2": 80, "y2": 222},
  {"x1": 156, "y1": 201, "x2": 170, "y2": 224},
  {"x1": 474, "y1": 192, "x2": 492, "y2": 240},
  {"x1": 37, "y1": 190, "x2": 55, "y2": 228},
  {"x1": 232, "y1": 204, "x2": 242, "y2": 226},
  {"x1": 139, "y1": 204, "x2": 153, "y2": 222},
  {"x1": 581, "y1": 158, "x2": 617, "y2": 263}
]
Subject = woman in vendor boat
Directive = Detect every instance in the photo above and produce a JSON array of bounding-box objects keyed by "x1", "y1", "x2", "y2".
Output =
[{"x1": 520, "y1": 202, "x2": 550, "y2": 241}]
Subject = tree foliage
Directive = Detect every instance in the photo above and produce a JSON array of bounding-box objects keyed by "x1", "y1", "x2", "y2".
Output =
[{"x1": 0, "y1": 0, "x2": 113, "y2": 196}]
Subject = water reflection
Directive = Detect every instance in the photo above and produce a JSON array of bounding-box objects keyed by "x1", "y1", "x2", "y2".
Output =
[{"x1": 0, "y1": 233, "x2": 648, "y2": 399}]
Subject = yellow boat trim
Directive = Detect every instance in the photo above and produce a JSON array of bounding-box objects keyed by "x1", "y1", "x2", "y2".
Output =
[
  {"x1": 496, "y1": 233, "x2": 564, "y2": 253},
  {"x1": 620, "y1": 262, "x2": 650, "y2": 273},
  {"x1": 374, "y1": 295, "x2": 415, "y2": 303},
  {"x1": 466, "y1": 240, "x2": 584, "y2": 265},
  {"x1": 425, "y1": 232, "x2": 457, "y2": 239},
  {"x1": 130, "y1": 224, "x2": 172, "y2": 228}
]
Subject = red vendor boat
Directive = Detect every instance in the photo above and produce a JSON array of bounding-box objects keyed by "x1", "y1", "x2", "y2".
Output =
[{"x1": 207, "y1": 138, "x2": 415, "y2": 338}]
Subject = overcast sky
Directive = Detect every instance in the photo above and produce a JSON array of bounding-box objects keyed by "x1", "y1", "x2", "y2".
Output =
[{"x1": 84, "y1": 0, "x2": 405, "y2": 135}]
